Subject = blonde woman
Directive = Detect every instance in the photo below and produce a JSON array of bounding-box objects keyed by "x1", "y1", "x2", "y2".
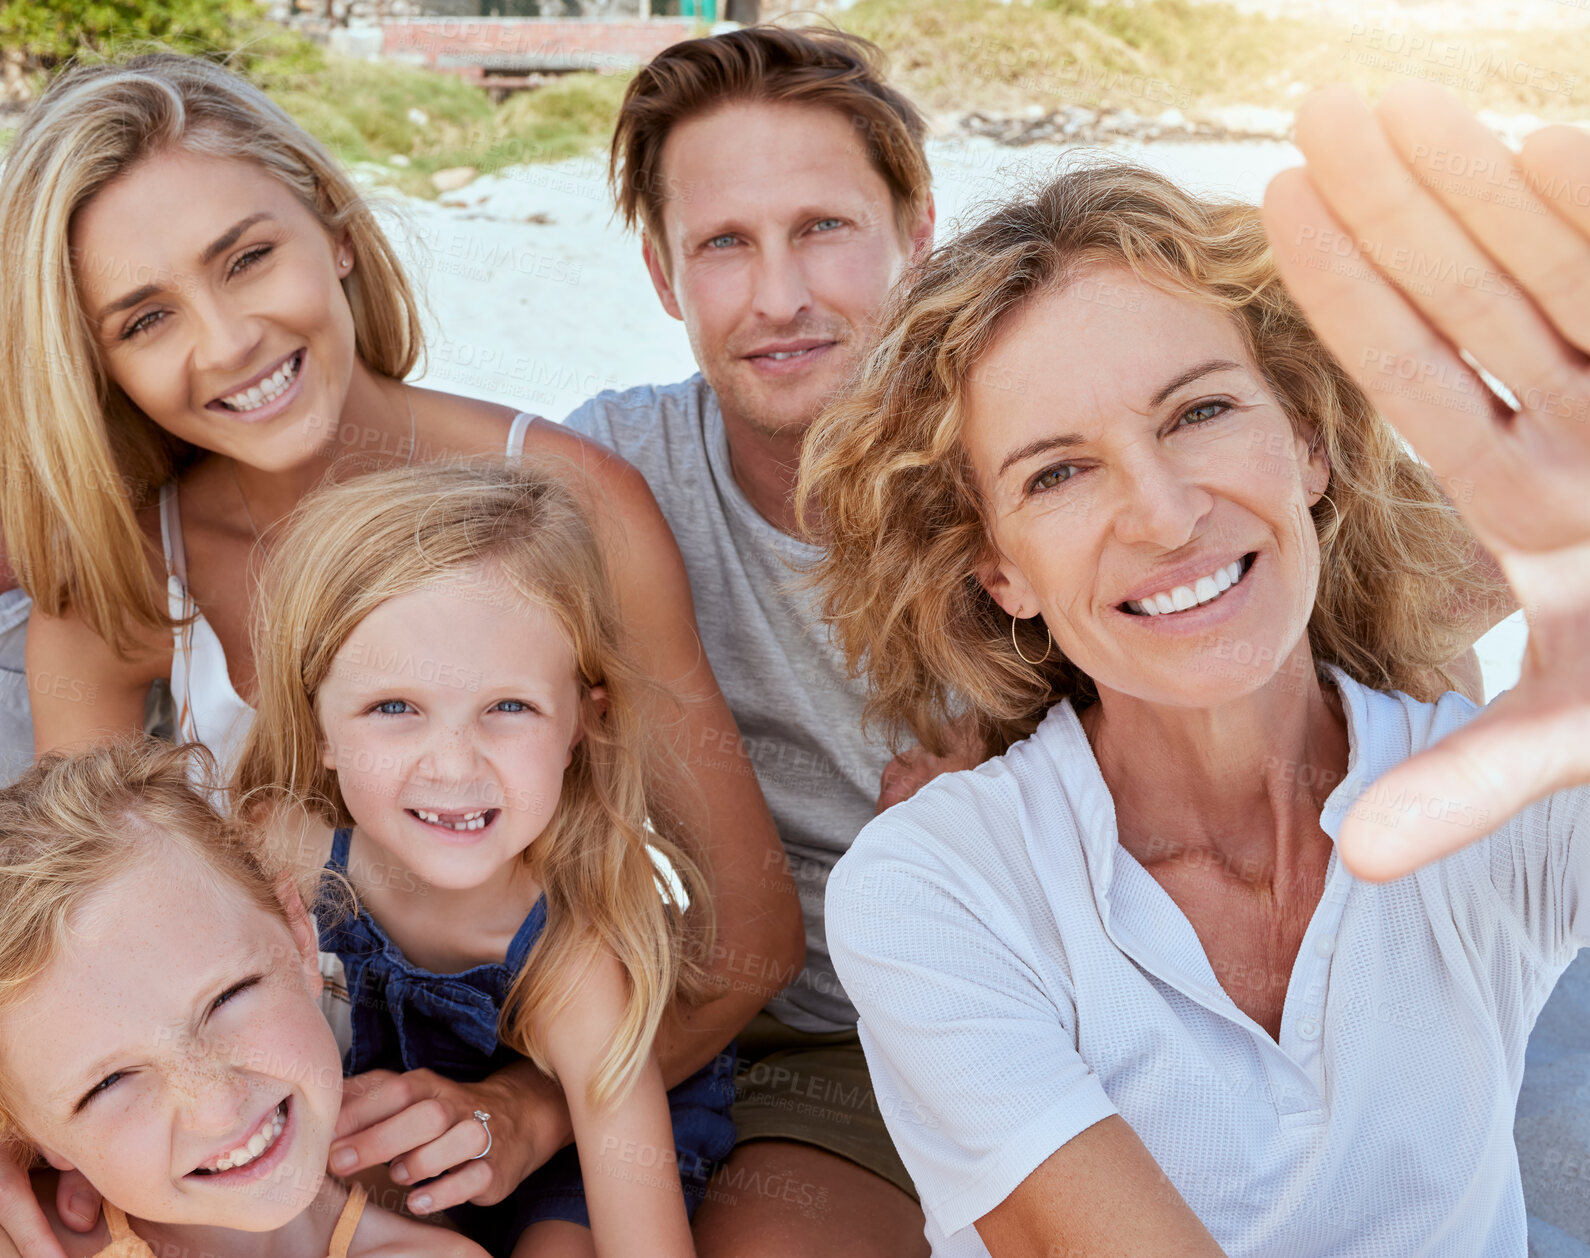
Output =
[
  {"x1": 797, "y1": 90, "x2": 1589, "y2": 1258},
  {"x1": 0, "y1": 52, "x2": 798, "y2": 1258}
]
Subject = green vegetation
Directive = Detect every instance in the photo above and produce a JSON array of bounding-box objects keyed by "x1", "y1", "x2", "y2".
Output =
[
  {"x1": 0, "y1": 0, "x2": 631, "y2": 196},
  {"x1": 0, "y1": 0, "x2": 319, "y2": 81},
  {"x1": 267, "y1": 56, "x2": 631, "y2": 198},
  {"x1": 841, "y1": 0, "x2": 1590, "y2": 118},
  {"x1": 5, "y1": 0, "x2": 1587, "y2": 193}
]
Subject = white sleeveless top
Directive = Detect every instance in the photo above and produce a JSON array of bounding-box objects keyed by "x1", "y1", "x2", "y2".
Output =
[{"x1": 161, "y1": 411, "x2": 539, "y2": 778}]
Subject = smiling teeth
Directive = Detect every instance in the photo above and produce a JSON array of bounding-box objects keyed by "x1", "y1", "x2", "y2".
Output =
[
  {"x1": 204, "y1": 1100, "x2": 285, "y2": 1174},
  {"x1": 1130, "y1": 559, "x2": 1245, "y2": 617},
  {"x1": 220, "y1": 354, "x2": 299, "y2": 412},
  {"x1": 413, "y1": 808, "x2": 490, "y2": 832},
  {"x1": 765, "y1": 350, "x2": 805, "y2": 360}
]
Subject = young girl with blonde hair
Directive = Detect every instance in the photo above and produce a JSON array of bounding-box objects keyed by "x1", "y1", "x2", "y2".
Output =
[
  {"x1": 0, "y1": 738, "x2": 488, "y2": 1258},
  {"x1": 235, "y1": 461, "x2": 731, "y2": 1258}
]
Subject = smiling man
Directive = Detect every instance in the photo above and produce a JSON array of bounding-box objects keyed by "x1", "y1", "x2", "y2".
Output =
[{"x1": 560, "y1": 26, "x2": 939, "y2": 1258}]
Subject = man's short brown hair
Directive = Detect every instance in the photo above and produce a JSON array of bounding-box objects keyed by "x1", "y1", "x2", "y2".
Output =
[{"x1": 610, "y1": 25, "x2": 930, "y2": 245}]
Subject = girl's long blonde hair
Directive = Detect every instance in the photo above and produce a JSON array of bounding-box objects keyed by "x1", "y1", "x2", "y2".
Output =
[
  {"x1": 235, "y1": 462, "x2": 714, "y2": 1109},
  {"x1": 0, "y1": 52, "x2": 423, "y2": 655},
  {"x1": 798, "y1": 161, "x2": 1504, "y2": 757},
  {"x1": 0, "y1": 737, "x2": 318, "y2": 1155}
]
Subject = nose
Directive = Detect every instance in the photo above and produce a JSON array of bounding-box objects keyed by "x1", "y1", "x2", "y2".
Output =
[
  {"x1": 189, "y1": 292, "x2": 263, "y2": 380},
  {"x1": 415, "y1": 724, "x2": 484, "y2": 803},
  {"x1": 171, "y1": 1045, "x2": 254, "y2": 1137},
  {"x1": 748, "y1": 239, "x2": 813, "y2": 327},
  {"x1": 1112, "y1": 442, "x2": 1215, "y2": 552}
]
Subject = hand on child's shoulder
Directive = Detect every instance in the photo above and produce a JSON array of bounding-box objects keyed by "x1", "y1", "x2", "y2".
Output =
[{"x1": 15, "y1": 1172, "x2": 110, "y2": 1258}]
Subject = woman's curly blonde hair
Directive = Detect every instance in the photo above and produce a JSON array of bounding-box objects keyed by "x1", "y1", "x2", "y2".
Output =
[{"x1": 797, "y1": 160, "x2": 1501, "y2": 758}]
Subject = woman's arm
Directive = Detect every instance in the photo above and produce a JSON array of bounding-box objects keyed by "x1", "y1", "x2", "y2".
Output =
[
  {"x1": 522, "y1": 420, "x2": 805, "y2": 1064},
  {"x1": 541, "y1": 946, "x2": 694, "y2": 1258},
  {"x1": 26, "y1": 605, "x2": 165, "y2": 753},
  {"x1": 975, "y1": 1117, "x2": 1225, "y2": 1258}
]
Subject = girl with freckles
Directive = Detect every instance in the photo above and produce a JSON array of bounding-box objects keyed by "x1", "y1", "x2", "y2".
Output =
[{"x1": 0, "y1": 738, "x2": 487, "y2": 1258}]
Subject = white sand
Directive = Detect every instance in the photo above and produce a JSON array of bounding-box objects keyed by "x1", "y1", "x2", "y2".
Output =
[{"x1": 378, "y1": 134, "x2": 1528, "y2": 697}]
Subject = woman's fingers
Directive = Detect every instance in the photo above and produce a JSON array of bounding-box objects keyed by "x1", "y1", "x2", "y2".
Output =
[
  {"x1": 333, "y1": 1068, "x2": 406, "y2": 1141},
  {"x1": 331, "y1": 1095, "x2": 452, "y2": 1175},
  {"x1": 391, "y1": 1114, "x2": 493, "y2": 1187},
  {"x1": 50, "y1": 1169, "x2": 99, "y2": 1235},
  {"x1": 1266, "y1": 164, "x2": 1590, "y2": 553},
  {"x1": 402, "y1": 1158, "x2": 495, "y2": 1216},
  {"x1": 1521, "y1": 125, "x2": 1590, "y2": 244},
  {"x1": 1376, "y1": 84, "x2": 1590, "y2": 360},
  {"x1": 1263, "y1": 172, "x2": 1496, "y2": 498},
  {"x1": 1337, "y1": 675, "x2": 1590, "y2": 882},
  {"x1": 0, "y1": 1153, "x2": 66, "y2": 1258},
  {"x1": 1292, "y1": 85, "x2": 1574, "y2": 403}
]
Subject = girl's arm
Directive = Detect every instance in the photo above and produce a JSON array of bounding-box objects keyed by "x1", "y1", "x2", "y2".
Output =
[
  {"x1": 26, "y1": 605, "x2": 166, "y2": 753},
  {"x1": 541, "y1": 945, "x2": 695, "y2": 1258}
]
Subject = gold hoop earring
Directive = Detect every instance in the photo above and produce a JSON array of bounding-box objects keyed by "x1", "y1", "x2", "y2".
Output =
[
  {"x1": 1314, "y1": 492, "x2": 1341, "y2": 537},
  {"x1": 1012, "y1": 615, "x2": 1052, "y2": 666}
]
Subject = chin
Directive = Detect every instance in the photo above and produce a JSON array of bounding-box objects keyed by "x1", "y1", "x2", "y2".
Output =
[{"x1": 1105, "y1": 641, "x2": 1312, "y2": 709}]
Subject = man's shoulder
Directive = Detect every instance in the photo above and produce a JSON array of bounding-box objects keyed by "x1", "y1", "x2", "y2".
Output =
[{"x1": 561, "y1": 374, "x2": 712, "y2": 453}]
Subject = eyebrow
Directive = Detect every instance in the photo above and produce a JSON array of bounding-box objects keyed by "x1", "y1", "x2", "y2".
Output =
[
  {"x1": 93, "y1": 212, "x2": 276, "y2": 324},
  {"x1": 998, "y1": 431, "x2": 1088, "y2": 478},
  {"x1": 1148, "y1": 357, "x2": 1246, "y2": 408},
  {"x1": 994, "y1": 358, "x2": 1247, "y2": 479}
]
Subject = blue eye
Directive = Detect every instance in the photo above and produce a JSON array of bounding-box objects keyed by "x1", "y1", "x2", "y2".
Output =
[
  {"x1": 492, "y1": 700, "x2": 531, "y2": 713},
  {"x1": 82, "y1": 1072, "x2": 123, "y2": 1107},
  {"x1": 1179, "y1": 400, "x2": 1230, "y2": 427},
  {"x1": 812, "y1": 217, "x2": 843, "y2": 232},
  {"x1": 1029, "y1": 463, "x2": 1078, "y2": 494},
  {"x1": 373, "y1": 699, "x2": 412, "y2": 716},
  {"x1": 706, "y1": 234, "x2": 737, "y2": 249}
]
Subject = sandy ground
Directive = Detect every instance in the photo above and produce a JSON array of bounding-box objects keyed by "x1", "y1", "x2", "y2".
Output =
[{"x1": 382, "y1": 130, "x2": 1584, "y2": 1252}]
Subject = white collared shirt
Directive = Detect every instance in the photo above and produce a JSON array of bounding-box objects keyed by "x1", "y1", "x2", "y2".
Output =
[{"x1": 826, "y1": 670, "x2": 1589, "y2": 1257}]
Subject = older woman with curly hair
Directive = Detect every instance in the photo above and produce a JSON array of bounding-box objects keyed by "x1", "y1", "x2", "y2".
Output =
[{"x1": 798, "y1": 84, "x2": 1590, "y2": 1258}]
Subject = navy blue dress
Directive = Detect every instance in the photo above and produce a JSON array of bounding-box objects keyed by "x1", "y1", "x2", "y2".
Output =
[{"x1": 320, "y1": 828, "x2": 736, "y2": 1255}]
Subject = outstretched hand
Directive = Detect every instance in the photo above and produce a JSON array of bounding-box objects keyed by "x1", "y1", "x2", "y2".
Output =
[{"x1": 1263, "y1": 83, "x2": 1590, "y2": 882}]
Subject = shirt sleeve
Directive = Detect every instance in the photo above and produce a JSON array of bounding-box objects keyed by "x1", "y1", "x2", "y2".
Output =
[
  {"x1": 560, "y1": 394, "x2": 616, "y2": 447},
  {"x1": 1486, "y1": 783, "x2": 1590, "y2": 970},
  {"x1": 826, "y1": 811, "x2": 1118, "y2": 1237}
]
